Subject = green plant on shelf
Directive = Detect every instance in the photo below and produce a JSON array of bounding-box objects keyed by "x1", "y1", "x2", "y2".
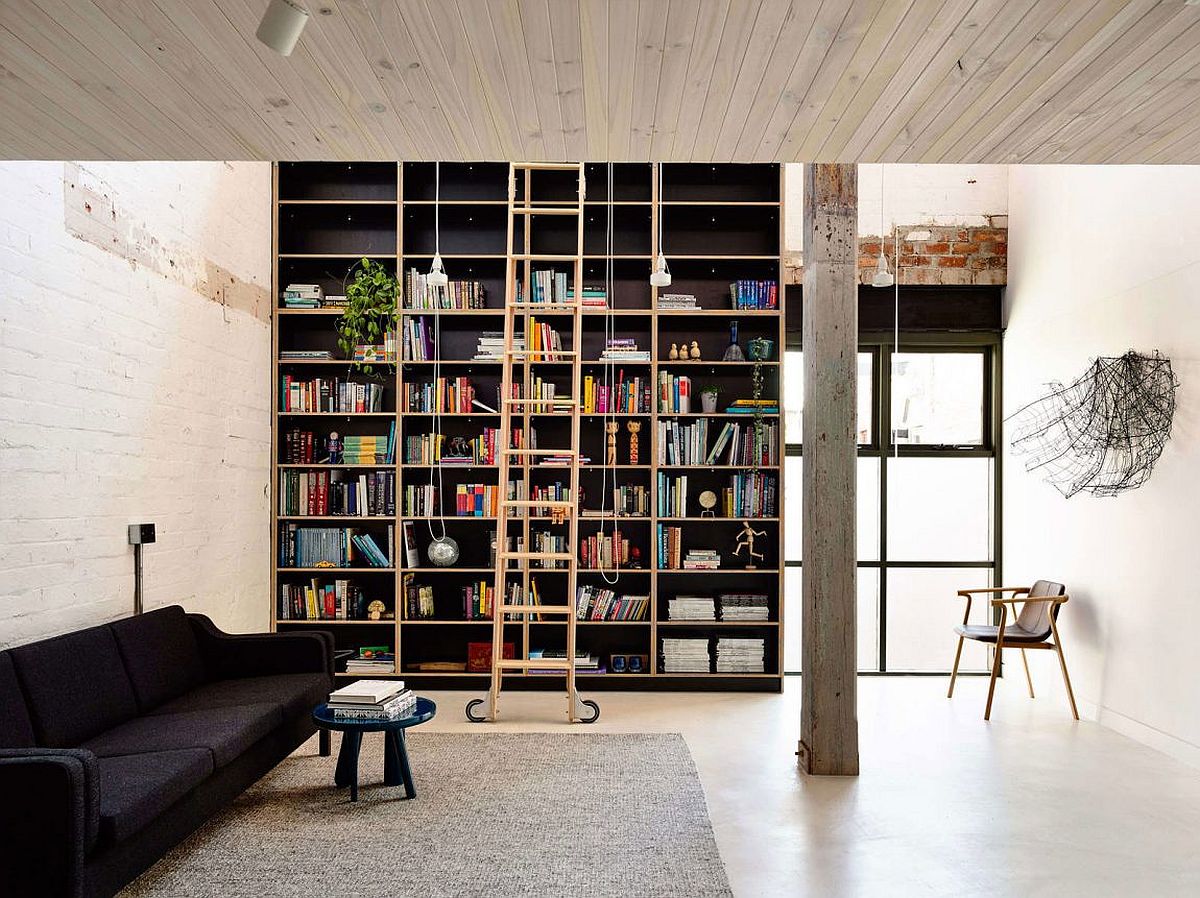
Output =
[
  {"x1": 337, "y1": 257, "x2": 398, "y2": 374},
  {"x1": 751, "y1": 359, "x2": 765, "y2": 435}
]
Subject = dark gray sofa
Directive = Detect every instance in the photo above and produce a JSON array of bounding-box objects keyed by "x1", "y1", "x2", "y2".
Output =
[{"x1": 0, "y1": 606, "x2": 333, "y2": 898}]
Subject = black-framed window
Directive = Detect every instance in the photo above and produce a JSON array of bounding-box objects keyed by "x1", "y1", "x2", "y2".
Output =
[{"x1": 783, "y1": 335, "x2": 1001, "y2": 674}]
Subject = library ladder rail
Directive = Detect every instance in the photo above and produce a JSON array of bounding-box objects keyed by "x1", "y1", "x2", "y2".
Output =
[{"x1": 466, "y1": 162, "x2": 599, "y2": 724}]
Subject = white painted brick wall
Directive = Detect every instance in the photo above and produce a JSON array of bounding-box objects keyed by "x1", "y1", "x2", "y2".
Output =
[{"x1": 0, "y1": 161, "x2": 272, "y2": 647}]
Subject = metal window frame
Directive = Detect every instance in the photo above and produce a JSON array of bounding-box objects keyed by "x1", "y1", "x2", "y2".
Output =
[{"x1": 783, "y1": 331, "x2": 1002, "y2": 675}]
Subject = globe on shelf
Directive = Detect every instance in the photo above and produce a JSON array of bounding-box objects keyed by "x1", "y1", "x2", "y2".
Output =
[{"x1": 427, "y1": 536, "x2": 460, "y2": 567}]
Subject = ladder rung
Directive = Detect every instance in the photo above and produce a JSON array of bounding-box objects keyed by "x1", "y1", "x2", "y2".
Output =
[
  {"x1": 510, "y1": 254, "x2": 581, "y2": 262},
  {"x1": 510, "y1": 207, "x2": 582, "y2": 216},
  {"x1": 513, "y1": 163, "x2": 582, "y2": 171},
  {"x1": 500, "y1": 604, "x2": 573, "y2": 614},
  {"x1": 498, "y1": 551, "x2": 574, "y2": 560},
  {"x1": 496, "y1": 658, "x2": 574, "y2": 670},
  {"x1": 501, "y1": 500, "x2": 573, "y2": 508},
  {"x1": 501, "y1": 448, "x2": 578, "y2": 456}
]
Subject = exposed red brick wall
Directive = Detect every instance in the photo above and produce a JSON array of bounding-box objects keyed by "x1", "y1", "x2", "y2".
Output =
[{"x1": 785, "y1": 216, "x2": 1007, "y2": 286}]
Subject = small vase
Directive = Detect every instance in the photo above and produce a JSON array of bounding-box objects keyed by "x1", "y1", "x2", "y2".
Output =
[{"x1": 701, "y1": 393, "x2": 718, "y2": 413}]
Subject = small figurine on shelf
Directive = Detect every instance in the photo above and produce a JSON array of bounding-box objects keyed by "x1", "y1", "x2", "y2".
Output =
[
  {"x1": 606, "y1": 421, "x2": 620, "y2": 465},
  {"x1": 669, "y1": 343, "x2": 680, "y2": 360},
  {"x1": 627, "y1": 420, "x2": 641, "y2": 464},
  {"x1": 732, "y1": 520, "x2": 767, "y2": 568},
  {"x1": 326, "y1": 431, "x2": 341, "y2": 464},
  {"x1": 367, "y1": 600, "x2": 387, "y2": 621},
  {"x1": 699, "y1": 490, "x2": 718, "y2": 517},
  {"x1": 680, "y1": 342, "x2": 691, "y2": 359},
  {"x1": 689, "y1": 340, "x2": 701, "y2": 361},
  {"x1": 629, "y1": 545, "x2": 643, "y2": 569}
]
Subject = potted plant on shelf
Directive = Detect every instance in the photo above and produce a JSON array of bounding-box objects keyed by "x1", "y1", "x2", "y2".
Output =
[
  {"x1": 700, "y1": 384, "x2": 720, "y2": 414},
  {"x1": 337, "y1": 257, "x2": 398, "y2": 373}
]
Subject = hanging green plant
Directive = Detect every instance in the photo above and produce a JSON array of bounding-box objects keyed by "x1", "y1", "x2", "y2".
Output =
[
  {"x1": 751, "y1": 358, "x2": 765, "y2": 436},
  {"x1": 337, "y1": 258, "x2": 398, "y2": 374}
]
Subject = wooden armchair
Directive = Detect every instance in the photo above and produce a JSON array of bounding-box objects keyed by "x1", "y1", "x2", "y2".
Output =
[{"x1": 948, "y1": 580, "x2": 1079, "y2": 721}]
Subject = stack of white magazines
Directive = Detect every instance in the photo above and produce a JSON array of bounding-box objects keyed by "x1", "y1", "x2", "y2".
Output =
[{"x1": 327, "y1": 680, "x2": 417, "y2": 720}]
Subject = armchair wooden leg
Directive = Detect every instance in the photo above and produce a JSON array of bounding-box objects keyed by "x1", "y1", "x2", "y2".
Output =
[
  {"x1": 1049, "y1": 618, "x2": 1080, "y2": 720},
  {"x1": 948, "y1": 636, "x2": 965, "y2": 698},
  {"x1": 984, "y1": 639, "x2": 1003, "y2": 720},
  {"x1": 1020, "y1": 649, "x2": 1034, "y2": 699}
]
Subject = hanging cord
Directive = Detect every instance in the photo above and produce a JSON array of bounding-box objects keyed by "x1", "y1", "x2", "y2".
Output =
[
  {"x1": 597, "y1": 162, "x2": 621, "y2": 585},
  {"x1": 893, "y1": 222, "x2": 900, "y2": 461},
  {"x1": 428, "y1": 162, "x2": 447, "y2": 541}
]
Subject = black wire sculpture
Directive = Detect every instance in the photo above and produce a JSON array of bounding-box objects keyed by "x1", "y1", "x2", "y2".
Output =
[{"x1": 1008, "y1": 350, "x2": 1179, "y2": 498}]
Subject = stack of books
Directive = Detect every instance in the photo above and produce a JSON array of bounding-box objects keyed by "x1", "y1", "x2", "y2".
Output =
[
  {"x1": 729, "y1": 280, "x2": 778, "y2": 310},
  {"x1": 725, "y1": 398, "x2": 779, "y2": 415},
  {"x1": 280, "y1": 349, "x2": 333, "y2": 361},
  {"x1": 518, "y1": 269, "x2": 570, "y2": 305},
  {"x1": 343, "y1": 649, "x2": 397, "y2": 675},
  {"x1": 658, "y1": 372, "x2": 692, "y2": 413},
  {"x1": 475, "y1": 331, "x2": 525, "y2": 360},
  {"x1": 724, "y1": 471, "x2": 778, "y2": 518},
  {"x1": 683, "y1": 549, "x2": 721, "y2": 570},
  {"x1": 720, "y1": 594, "x2": 770, "y2": 621},
  {"x1": 342, "y1": 425, "x2": 396, "y2": 464},
  {"x1": 528, "y1": 649, "x2": 602, "y2": 674},
  {"x1": 706, "y1": 420, "x2": 778, "y2": 465},
  {"x1": 326, "y1": 679, "x2": 415, "y2": 718},
  {"x1": 661, "y1": 638, "x2": 710, "y2": 673},
  {"x1": 283, "y1": 283, "x2": 323, "y2": 309},
  {"x1": 668, "y1": 595, "x2": 716, "y2": 621},
  {"x1": 404, "y1": 267, "x2": 486, "y2": 309},
  {"x1": 568, "y1": 285, "x2": 608, "y2": 308},
  {"x1": 659, "y1": 293, "x2": 698, "y2": 310},
  {"x1": 575, "y1": 585, "x2": 650, "y2": 621},
  {"x1": 716, "y1": 637, "x2": 765, "y2": 673},
  {"x1": 600, "y1": 338, "x2": 650, "y2": 362}
]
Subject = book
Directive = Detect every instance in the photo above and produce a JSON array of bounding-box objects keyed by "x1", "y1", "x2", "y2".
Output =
[{"x1": 328, "y1": 679, "x2": 405, "y2": 704}]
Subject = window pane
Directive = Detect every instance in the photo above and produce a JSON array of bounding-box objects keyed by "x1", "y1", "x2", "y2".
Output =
[
  {"x1": 783, "y1": 351, "x2": 873, "y2": 445},
  {"x1": 783, "y1": 457, "x2": 881, "y2": 563},
  {"x1": 784, "y1": 567, "x2": 800, "y2": 672},
  {"x1": 891, "y1": 352, "x2": 984, "y2": 446},
  {"x1": 887, "y1": 457, "x2": 993, "y2": 561},
  {"x1": 783, "y1": 566, "x2": 882, "y2": 673},
  {"x1": 885, "y1": 568, "x2": 992, "y2": 671}
]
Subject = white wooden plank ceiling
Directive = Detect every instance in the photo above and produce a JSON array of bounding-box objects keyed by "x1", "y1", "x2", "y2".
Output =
[{"x1": 2, "y1": 0, "x2": 1200, "y2": 162}]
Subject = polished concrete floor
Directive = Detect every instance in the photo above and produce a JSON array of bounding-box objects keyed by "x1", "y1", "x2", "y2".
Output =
[{"x1": 418, "y1": 676, "x2": 1200, "y2": 898}]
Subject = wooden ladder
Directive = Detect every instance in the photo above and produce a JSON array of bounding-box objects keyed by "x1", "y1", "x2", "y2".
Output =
[{"x1": 466, "y1": 162, "x2": 599, "y2": 724}]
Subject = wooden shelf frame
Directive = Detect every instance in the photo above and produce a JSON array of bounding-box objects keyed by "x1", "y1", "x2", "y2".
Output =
[{"x1": 272, "y1": 161, "x2": 784, "y2": 688}]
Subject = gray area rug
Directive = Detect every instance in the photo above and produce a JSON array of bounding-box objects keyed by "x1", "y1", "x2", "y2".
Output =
[{"x1": 122, "y1": 732, "x2": 732, "y2": 897}]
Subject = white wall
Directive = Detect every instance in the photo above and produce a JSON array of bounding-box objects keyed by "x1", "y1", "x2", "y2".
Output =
[
  {"x1": 0, "y1": 161, "x2": 273, "y2": 647},
  {"x1": 1005, "y1": 165, "x2": 1200, "y2": 768},
  {"x1": 784, "y1": 163, "x2": 1009, "y2": 251}
]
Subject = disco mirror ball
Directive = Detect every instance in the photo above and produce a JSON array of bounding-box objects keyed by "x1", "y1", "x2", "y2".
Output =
[{"x1": 428, "y1": 536, "x2": 460, "y2": 567}]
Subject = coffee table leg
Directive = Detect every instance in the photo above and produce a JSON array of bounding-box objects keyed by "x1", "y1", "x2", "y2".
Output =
[
  {"x1": 396, "y1": 730, "x2": 416, "y2": 799},
  {"x1": 334, "y1": 731, "x2": 362, "y2": 802},
  {"x1": 383, "y1": 729, "x2": 402, "y2": 787}
]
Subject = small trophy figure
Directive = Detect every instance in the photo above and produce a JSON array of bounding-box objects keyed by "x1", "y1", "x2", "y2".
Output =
[
  {"x1": 606, "y1": 421, "x2": 620, "y2": 466},
  {"x1": 627, "y1": 420, "x2": 642, "y2": 464},
  {"x1": 733, "y1": 520, "x2": 767, "y2": 568},
  {"x1": 326, "y1": 431, "x2": 341, "y2": 464}
]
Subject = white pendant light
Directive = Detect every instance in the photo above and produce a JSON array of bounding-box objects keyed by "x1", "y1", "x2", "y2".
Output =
[
  {"x1": 428, "y1": 161, "x2": 449, "y2": 288},
  {"x1": 651, "y1": 163, "x2": 672, "y2": 287},
  {"x1": 872, "y1": 163, "x2": 894, "y2": 288},
  {"x1": 256, "y1": 0, "x2": 309, "y2": 56}
]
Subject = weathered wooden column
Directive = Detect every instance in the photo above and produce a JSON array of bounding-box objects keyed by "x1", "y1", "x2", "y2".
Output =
[{"x1": 799, "y1": 163, "x2": 859, "y2": 776}]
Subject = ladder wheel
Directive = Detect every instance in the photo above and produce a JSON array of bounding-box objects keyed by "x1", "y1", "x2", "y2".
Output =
[
  {"x1": 465, "y1": 698, "x2": 488, "y2": 723},
  {"x1": 578, "y1": 699, "x2": 600, "y2": 724}
]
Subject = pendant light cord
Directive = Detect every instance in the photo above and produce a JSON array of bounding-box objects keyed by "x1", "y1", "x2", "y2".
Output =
[
  {"x1": 598, "y1": 162, "x2": 620, "y2": 585},
  {"x1": 428, "y1": 161, "x2": 447, "y2": 542}
]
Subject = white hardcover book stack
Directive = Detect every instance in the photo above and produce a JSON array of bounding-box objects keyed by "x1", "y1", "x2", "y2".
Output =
[
  {"x1": 326, "y1": 680, "x2": 417, "y2": 720},
  {"x1": 668, "y1": 595, "x2": 716, "y2": 621},
  {"x1": 719, "y1": 594, "x2": 770, "y2": 621}
]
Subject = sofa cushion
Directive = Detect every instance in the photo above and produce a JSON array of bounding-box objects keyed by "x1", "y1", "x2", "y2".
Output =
[
  {"x1": 148, "y1": 673, "x2": 329, "y2": 721},
  {"x1": 0, "y1": 653, "x2": 35, "y2": 747},
  {"x1": 10, "y1": 625, "x2": 138, "y2": 747},
  {"x1": 110, "y1": 606, "x2": 208, "y2": 712},
  {"x1": 96, "y1": 748, "x2": 213, "y2": 844},
  {"x1": 82, "y1": 703, "x2": 282, "y2": 768}
]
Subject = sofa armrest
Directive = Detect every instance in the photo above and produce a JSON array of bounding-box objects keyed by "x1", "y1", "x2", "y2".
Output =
[
  {"x1": 187, "y1": 614, "x2": 334, "y2": 681},
  {"x1": 0, "y1": 748, "x2": 99, "y2": 898}
]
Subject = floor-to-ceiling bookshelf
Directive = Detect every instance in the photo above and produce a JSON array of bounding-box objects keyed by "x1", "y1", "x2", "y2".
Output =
[{"x1": 272, "y1": 161, "x2": 784, "y2": 691}]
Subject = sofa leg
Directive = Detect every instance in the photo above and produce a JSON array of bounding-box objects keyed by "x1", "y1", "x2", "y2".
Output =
[{"x1": 319, "y1": 729, "x2": 331, "y2": 757}]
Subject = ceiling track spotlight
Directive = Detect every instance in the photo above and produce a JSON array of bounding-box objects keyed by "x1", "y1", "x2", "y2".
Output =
[{"x1": 256, "y1": 0, "x2": 309, "y2": 56}]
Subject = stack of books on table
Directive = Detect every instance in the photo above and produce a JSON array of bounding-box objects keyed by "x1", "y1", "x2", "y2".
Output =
[
  {"x1": 283, "y1": 283, "x2": 323, "y2": 309},
  {"x1": 668, "y1": 595, "x2": 716, "y2": 621},
  {"x1": 720, "y1": 593, "x2": 770, "y2": 621},
  {"x1": 715, "y1": 637, "x2": 765, "y2": 673},
  {"x1": 659, "y1": 293, "x2": 698, "y2": 310},
  {"x1": 683, "y1": 549, "x2": 721, "y2": 570},
  {"x1": 344, "y1": 647, "x2": 396, "y2": 674},
  {"x1": 600, "y1": 338, "x2": 650, "y2": 362},
  {"x1": 326, "y1": 679, "x2": 417, "y2": 720},
  {"x1": 661, "y1": 638, "x2": 711, "y2": 673}
]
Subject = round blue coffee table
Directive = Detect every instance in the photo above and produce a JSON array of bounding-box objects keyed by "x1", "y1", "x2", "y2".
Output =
[{"x1": 312, "y1": 697, "x2": 436, "y2": 802}]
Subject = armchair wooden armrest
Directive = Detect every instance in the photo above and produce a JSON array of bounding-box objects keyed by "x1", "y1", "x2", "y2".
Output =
[
  {"x1": 991, "y1": 594, "x2": 1069, "y2": 607},
  {"x1": 956, "y1": 586, "x2": 1030, "y2": 597}
]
